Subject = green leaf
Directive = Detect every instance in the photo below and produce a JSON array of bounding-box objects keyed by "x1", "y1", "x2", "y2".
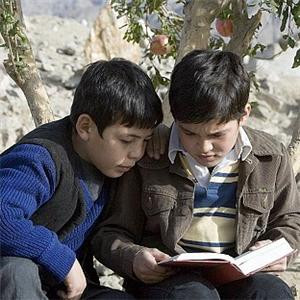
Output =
[
  {"x1": 291, "y1": 3, "x2": 300, "y2": 26},
  {"x1": 292, "y1": 49, "x2": 300, "y2": 68},
  {"x1": 248, "y1": 43, "x2": 266, "y2": 57},
  {"x1": 287, "y1": 37, "x2": 295, "y2": 48},
  {"x1": 148, "y1": 0, "x2": 165, "y2": 13},
  {"x1": 280, "y1": 7, "x2": 289, "y2": 32},
  {"x1": 277, "y1": 1, "x2": 283, "y2": 17}
]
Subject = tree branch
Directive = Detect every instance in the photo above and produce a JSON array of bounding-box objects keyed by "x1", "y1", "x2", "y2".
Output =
[
  {"x1": 288, "y1": 110, "x2": 300, "y2": 175},
  {"x1": 0, "y1": 0, "x2": 54, "y2": 126},
  {"x1": 176, "y1": 0, "x2": 230, "y2": 62},
  {"x1": 225, "y1": 0, "x2": 262, "y2": 56}
]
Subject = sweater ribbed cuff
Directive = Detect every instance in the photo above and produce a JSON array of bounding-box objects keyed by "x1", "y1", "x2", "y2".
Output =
[{"x1": 37, "y1": 236, "x2": 76, "y2": 282}]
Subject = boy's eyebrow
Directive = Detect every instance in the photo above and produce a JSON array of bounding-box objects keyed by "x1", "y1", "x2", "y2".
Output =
[
  {"x1": 124, "y1": 133, "x2": 153, "y2": 139},
  {"x1": 179, "y1": 124, "x2": 229, "y2": 135},
  {"x1": 208, "y1": 129, "x2": 229, "y2": 135}
]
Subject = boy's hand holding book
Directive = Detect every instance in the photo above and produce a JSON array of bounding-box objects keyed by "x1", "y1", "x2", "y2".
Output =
[
  {"x1": 133, "y1": 248, "x2": 175, "y2": 284},
  {"x1": 249, "y1": 239, "x2": 287, "y2": 272},
  {"x1": 158, "y1": 238, "x2": 295, "y2": 286}
]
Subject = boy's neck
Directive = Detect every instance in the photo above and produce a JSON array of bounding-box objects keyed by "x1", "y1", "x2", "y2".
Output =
[{"x1": 208, "y1": 167, "x2": 214, "y2": 174}]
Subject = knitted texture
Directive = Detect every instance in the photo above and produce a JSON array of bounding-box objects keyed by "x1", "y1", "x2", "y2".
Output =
[{"x1": 0, "y1": 143, "x2": 107, "y2": 281}]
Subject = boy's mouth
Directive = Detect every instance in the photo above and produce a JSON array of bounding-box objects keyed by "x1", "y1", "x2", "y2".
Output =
[
  {"x1": 198, "y1": 154, "x2": 215, "y2": 159},
  {"x1": 118, "y1": 165, "x2": 134, "y2": 171},
  {"x1": 196, "y1": 154, "x2": 217, "y2": 164}
]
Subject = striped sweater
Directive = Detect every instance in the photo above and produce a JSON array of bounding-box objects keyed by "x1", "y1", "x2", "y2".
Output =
[{"x1": 179, "y1": 161, "x2": 239, "y2": 253}]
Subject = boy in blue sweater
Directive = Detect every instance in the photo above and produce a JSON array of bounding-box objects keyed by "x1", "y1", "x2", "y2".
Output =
[{"x1": 0, "y1": 58, "x2": 163, "y2": 299}]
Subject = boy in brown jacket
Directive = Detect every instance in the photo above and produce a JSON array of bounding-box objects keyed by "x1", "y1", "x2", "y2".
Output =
[{"x1": 92, "y1": 50, "x2": 299, "y2": 299}]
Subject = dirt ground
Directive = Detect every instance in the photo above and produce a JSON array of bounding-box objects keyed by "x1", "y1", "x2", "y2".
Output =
[{"x1": 280, "y1": 255, "x2": 300, "y2": 299}]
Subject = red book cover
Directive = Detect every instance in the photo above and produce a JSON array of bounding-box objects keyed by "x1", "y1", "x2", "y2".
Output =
[{"x1": 158, "y1": 238, "x2": 295, "y2": 285}]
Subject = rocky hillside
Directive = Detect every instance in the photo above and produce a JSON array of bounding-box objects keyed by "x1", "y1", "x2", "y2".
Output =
[{"x1": 21, "y1": 0, "x2": 106, "y2": 23}]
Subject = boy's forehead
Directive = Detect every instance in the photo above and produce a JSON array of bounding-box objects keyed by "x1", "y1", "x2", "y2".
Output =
[
  {"x1": 108, "y1": 122, "x2": 154, "y2": 137},
  {"x1": 177, "y1": 120, "x2": 237, "y2": 133}
]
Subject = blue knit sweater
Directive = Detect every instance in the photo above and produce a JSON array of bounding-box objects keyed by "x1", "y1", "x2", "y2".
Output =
[{"x1": 0, "y1": 143, "x2": 108, "y2": 282}]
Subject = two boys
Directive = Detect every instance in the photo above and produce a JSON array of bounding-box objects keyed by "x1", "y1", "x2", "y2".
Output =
[
  {"x1": 92, "y1": 50, "x2": 300, "y2": 299},
  {"x1": 0, "y1": 58, "x2": 163, "y2": 299}
]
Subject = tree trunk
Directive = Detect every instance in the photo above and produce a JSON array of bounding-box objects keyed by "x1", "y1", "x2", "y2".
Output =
[
  {"x1": 225, "y1": 0, "x2": 261, "y2": 56},
  {"x1": 288, "y1": 110, "x2": 300, "y2": 175},
  {"x1": 176, "y1": 0, "x2": 229, "y2": 62},
  {"x1": 0, "y1": 0, "x2": 54, "y2": 127},
  {"x1": 163, "y1": 0, "x2": 229, "y2": 126}
]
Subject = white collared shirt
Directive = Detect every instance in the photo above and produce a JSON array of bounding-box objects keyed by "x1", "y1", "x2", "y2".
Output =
[{"x1": 168, "y1": 123, "x2": 252, "y2": 188}]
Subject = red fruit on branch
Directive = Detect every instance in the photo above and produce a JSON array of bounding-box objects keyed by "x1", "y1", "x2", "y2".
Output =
[
  {"x1": 215, "y1": 18, "x2": 233, "y2": 37},
  {"x1": 150, "y1": 34, "x2": 171, "y2": 55}
]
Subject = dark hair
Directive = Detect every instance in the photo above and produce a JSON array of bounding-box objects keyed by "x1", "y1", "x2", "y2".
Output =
[
  {"x1": 169, "y1": 49, "x2": 250, "y2": 124},
  {"x1": 70, "y1": 58, "x2": 163, "y2": 135}
]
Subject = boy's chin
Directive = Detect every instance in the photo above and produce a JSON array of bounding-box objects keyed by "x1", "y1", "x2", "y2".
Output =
[
  {"x1": 102, "y1": 168, "x2": 131, "y2": 178},
  {"x1": 197, "y1": 157, "x2": 220, "y2": 168}
]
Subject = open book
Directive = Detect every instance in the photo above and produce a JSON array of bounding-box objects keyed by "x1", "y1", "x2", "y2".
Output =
[{"x1": 158, "y1": 238, "x2": 295, "y2": 285}]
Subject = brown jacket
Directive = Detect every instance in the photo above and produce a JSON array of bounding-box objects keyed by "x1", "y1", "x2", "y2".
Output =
[{"x1": 92, "y1": 127, "x2": 300, "y2": 279}]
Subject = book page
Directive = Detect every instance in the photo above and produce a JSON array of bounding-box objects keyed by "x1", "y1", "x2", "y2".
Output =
[
  {"x1": 159, "y1": 252, "x2": 236, "y2": 265},
  {"x1": 234, "y1": 238, "x2": 294, "y2": 275}
]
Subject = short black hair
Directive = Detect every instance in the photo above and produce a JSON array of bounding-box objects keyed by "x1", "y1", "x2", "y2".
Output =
[
  {"x1": 169, "y1": 50, "x2": 250, "y2": 124},
  {"x1": 70, "y1": 58, "x2": 163, "y2": 135}
]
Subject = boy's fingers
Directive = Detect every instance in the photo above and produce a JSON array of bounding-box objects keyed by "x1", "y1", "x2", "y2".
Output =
[
  {"x1": 153, "y1": 129, "x2": 162, "y2": 159},
  {"x1": 57, "y1": 289, "x2": 67, "y2": 299},
  {"x1": 249, "y1": 239, "x2": 272, "y2": 250},
  {"x1": 146, "y1": 142, "x2": 154, "y2": 158}
]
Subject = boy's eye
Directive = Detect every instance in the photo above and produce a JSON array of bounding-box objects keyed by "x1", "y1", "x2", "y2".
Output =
[
  {"x1": 211, "y1": 133, "x2": 224, "y2": 138},
  {"x1": 184, "y1": 131, "x2": 194, "y2": 136},
  {"x1": 120, "y1": 139, "x2": 133, "y2": 144}
]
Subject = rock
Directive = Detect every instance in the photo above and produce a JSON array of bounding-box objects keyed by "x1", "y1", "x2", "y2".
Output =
[
  {"x1": 57, "y1": 46, "x2": 76, "y2": 56},
  {"x1": 84, "y1": 5, "x2": 142, "y2": 63},
  {"x1": 99, "y1": 274, "x2": 124, "y2": 291},
  {"x1": 93, "y1": 258, "x2": 114, "y2": 276},
  {"x1": 63, "y1": 68, "x2": 84, "y2": 90}
]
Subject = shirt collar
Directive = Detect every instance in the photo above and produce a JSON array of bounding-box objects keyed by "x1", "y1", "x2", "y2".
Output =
[
  {"x1": 235, "y1": 127, "x2": 252, "y2": 161},
  {"x1": 168, "y1": 122, "x2": 252, "y2": 164},
  {"x1": 168, "y1": 122, "x2": 185, "y2": 163}
]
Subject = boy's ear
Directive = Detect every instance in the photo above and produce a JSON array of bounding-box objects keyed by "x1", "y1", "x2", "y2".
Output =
[
  {"x1": 239, "y1": 103, "x2": 251, "y2": 126},
  {"x1": 75, "y1": 114, "x2": 94, "y2": 141}
]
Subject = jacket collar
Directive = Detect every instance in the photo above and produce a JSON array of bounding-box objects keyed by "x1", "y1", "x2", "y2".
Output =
[
  {"x1": 138, "y1": 126, "x2": 283, "y2": 171},
  {"x1": 243, "y1": 126, "x2": 283, "y2": 156}
]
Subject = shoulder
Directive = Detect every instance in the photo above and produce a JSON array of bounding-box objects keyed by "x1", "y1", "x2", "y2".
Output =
[
  {"x1": 137, "y1": 152, "x2": 170, "y2": 170},
  {"x1": 1, "y1": 143, "x2": 54, "y2": 164},
  {"x1": 243, "y1": 126, "x2": 286, "y2": 156},
  {"x1": 15, "y1": 117, "x2": 75, "y2": 170},
  {"x1": 19, "y1": 117, "x2": 72, "y2": 151},
  {"x1": 0, "y1": 143, "x2": 57, "y2": 184}
]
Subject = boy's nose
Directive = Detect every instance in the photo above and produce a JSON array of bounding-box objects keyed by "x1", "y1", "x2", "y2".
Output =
[
  {"x1": 128, "y1": 144, "x2": 145, "y2": 160},
  {"x1": 197, "y1": 139, "x2": 213, "y2": 153}
]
